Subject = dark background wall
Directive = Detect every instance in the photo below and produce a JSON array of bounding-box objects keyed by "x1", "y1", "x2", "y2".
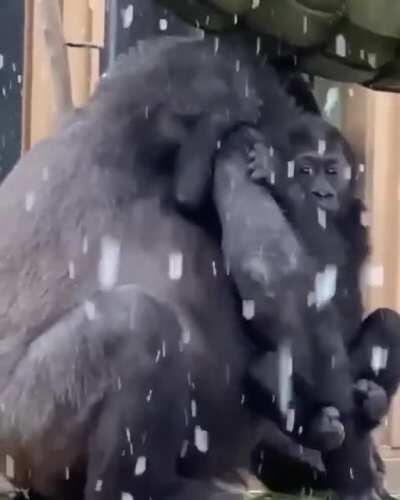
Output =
[{"x1": 0, "y1": 0, "x2": 24, "y2": 181}]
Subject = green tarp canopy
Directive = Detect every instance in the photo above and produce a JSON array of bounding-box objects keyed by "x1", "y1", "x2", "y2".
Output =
[{"x1": 158, "y1": 0, "x2": 400, "y2": 92}]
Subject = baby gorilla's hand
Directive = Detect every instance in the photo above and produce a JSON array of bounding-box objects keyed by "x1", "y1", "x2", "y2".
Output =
[{"x1": 247, "y1": 140, "x2": 277, "y2": 187}]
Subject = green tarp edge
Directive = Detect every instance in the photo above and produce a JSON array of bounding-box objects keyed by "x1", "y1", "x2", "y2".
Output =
[{"x1": 158, "y1": 0, "x2": 400, "y2": 91}]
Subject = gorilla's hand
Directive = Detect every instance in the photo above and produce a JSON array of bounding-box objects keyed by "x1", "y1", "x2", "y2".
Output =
[
  {"x1": 354, "y1": 379, "x2": 389, "y2": 428},
  {"x1": 174, "y1": 105, "x2": 261, "y2": 212},
  {"x1": 306, "y1": 406, "x2": 345, "y2": 452}
]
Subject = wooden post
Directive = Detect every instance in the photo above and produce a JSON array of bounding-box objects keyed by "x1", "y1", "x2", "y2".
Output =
[{"x1": 23, "y1": 0, "x2": 105, "y2": 149}]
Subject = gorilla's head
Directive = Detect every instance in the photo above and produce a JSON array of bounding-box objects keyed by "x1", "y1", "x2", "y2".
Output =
[{"x1": 284, "y1": 116, "x2": 357, "y2": 214}]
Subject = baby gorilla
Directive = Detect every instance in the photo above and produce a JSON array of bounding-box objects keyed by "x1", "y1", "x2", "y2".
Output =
[
  {"x1": 211, "y1": 121, "x2": 400, "y2": 497},
  {"x1": 211, "y1": 121, "x2": 356, "y2": 450},
  {"x1": 212, "y1": 119, "x2": 400, "y2": 451}
]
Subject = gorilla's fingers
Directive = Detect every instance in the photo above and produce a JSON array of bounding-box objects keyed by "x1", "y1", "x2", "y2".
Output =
[
  {"x1": 354, "y1": 379, "x2": 389, "y2": 428},
  {"x1": 247, "y1": 142, "x2": 274, "y2": 184},
  {"x1": 306, "y1": 406, "x2": 345, "y2": 452}
]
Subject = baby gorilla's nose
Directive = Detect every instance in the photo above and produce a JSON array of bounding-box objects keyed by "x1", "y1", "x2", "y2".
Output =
[{"x1": 312, "y1": 190, "x2": 334, "y2": 199}]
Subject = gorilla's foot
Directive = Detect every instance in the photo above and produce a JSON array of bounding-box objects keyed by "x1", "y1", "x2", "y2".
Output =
[
  {"x1": 354, "y1": 379, "x2": 389, "y2": 427},
  {"x1": 307, "y1": 406, "x2": 345, "y2": 452}
]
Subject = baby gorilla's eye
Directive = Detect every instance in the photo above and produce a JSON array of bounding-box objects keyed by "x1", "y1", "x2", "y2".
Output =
[
  {"x1": 299, "y1": 165, "x2": 312, "y2": 175},
  {"x1": 326, "y1": 167, "x2": 338, "y2": 175}
]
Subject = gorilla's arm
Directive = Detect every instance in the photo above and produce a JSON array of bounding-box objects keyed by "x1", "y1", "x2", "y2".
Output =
[{"x1": 350, "y1": 308, "x2": 400, "y2": 427}]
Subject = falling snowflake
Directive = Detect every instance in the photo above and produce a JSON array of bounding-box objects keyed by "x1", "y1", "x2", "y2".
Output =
[
  {"x1": 317, "y1": 208, "x2": 327, "y2": 229},
  {"x1": 180, "y1": 440, "x2": 189, "y2": 458},
  {"x1": 191, "y1": 399, "x2": 197, "y2": 418},
  {"x1": 121, "y1": 5, "x2": 134, "y2": 29},
  {"x1": 5, "y1": 455, "x2": 14, "y2": 479},
  {"x1": 360, "y1": 211, "x2": 370, "y2": 227},
  {"x1": 134, "y1": 456, "x2": 147, "y2": 476},
  {"x1": 303, "y1": 16, "x2": 308, "y2": 34},
  {"x1": 42, "y1": 166, "x2": 49, "y2": 181},
  {"x1": 335, "y1": 34, "x2": 346, "y2": 57},
  {"x1": 98, "y1": 236, "x2": 121, "y2": 289},
  {"x1": 159, "y1": 18, "x2": 168, "y2": 31},
  {"x1": 324, "y1": 87, "x2": 339, "y2": 118},
  {"x1": 214, "y1": 37, "x2": 220, "y2": 54},
  {"x1": 68, "y1": 261, "x2": 75, "y2": 280},
  {"x1": 121, "y1": 493, "x2": 133, "y2": 500},
  {"x1": 242, "y1": 299, "x2": 255, "y2": 320},
  {"x1": 82, "y1": 235, "x2": 89, "y2": 254},
  {"x1": 278, "y1": 342, "x2": 293, "y2": 414},
  {"x1": 365, "y1": 264, "x2": 384, "y2": 288},
  {"x1": 286, "y1": 408, "x2": 295, "y2": 432},
  {"x1": 368, "y1": 53, "x2": 377, "y2": 69},
  {"x1": 371, "y1": 346, "x2": 388, "y2": 374},
  {"x1": 25, "y1": 192, "x2": 35, "y2": 212},
  {"x1": 84, "y1": 301, "x2": 96, "y2": 321},
  {"x1": 169, "y1": 251, "x2": 183, "y2": 280},
  {"x1": 314, "y1": 265, "x2": 337, "y2": 309},
  {"x1": 344, "y1": 166, "x2": 352, "y2": 180},
  {"x1": 194, "y1": 425, "x2": 209, "y2": 453},
  {"x1": 287, "y1": 160, "x2": 295, "y2": 178},
  {"x1": 256, "y1": 36, "x2": 261, "y2": 55}
]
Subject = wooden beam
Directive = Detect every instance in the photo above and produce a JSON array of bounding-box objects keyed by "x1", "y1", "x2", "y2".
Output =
[{"x1": 23, "y1": 0, "x2": 105, "y2": 148}]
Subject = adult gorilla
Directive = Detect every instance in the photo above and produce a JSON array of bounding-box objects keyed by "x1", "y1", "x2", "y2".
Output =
[{"x1": 0, "y1": 35, "x2": 307, "y2": 500}]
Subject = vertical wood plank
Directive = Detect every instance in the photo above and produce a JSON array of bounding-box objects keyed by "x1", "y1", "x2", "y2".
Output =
[
  {"x1": 28, "y1": 0, "x2": 55, "y2": 147},
  {"x1": 24, "y1": 0, "x2": 105, "y2": 146},
  {"x1": 363, "y1": 90, "x2": 400, "y2": 448}
]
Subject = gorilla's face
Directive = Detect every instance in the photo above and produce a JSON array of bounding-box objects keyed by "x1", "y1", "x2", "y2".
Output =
[
  {"x1": 287, "y1": 120, "x2": 355, "y2": 214},
  {"x1": 293, "y1": 145, "x2": 352, "y2": 213}
]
